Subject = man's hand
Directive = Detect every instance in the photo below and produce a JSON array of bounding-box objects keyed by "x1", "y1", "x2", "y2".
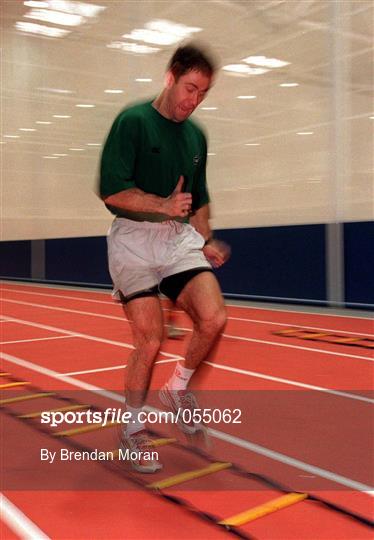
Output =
[
  {"x1": 203, "y1": 239, "x2": 231, "y2": 268},
  {"x1": 161, "y1": 176, "x2": 192, "y2": 217}
]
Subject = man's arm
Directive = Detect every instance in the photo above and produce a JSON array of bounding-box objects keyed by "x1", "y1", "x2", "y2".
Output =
[
  {"x1": 189, "y1": 203, "x2": 211, "y2": 241},
  {"x1": 190, "y1": 204, "x2": 231, "y2": 268},
  {"x1": 103, "y1": 176, "x2": 192, "y2": 219}
]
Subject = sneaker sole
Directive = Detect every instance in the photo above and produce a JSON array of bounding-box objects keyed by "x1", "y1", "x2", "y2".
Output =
[
  {"x1": 159, "y1": 388, "x2": 201, "y2": 435},
  {"x1": 120, "y1": 442, "x2": 163, "y2": 473}
]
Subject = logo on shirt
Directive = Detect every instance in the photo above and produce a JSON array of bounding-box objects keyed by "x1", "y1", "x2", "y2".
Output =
[{"x1": 193, "y1": 155, "x2": 200, "y2": 165}]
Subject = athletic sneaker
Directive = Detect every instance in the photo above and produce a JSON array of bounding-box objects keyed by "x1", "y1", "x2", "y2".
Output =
[
  {"x1": 159, "y1": 383, "x2": 203, "y2": 435},
  {"x1": 120, "y1": 429, "x2": 162, "y2": 473},
  {"x1": 167, "y1": 325, "x2": 186, "y2": 340}
]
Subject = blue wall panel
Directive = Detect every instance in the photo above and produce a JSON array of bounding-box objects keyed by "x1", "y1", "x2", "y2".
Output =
[
  {"x1": 0, "y1": 240, "x2": 31, "y2": 278},
  {"x1": 214, "y1": 224, "x2": 326, "y2": 303},
  {"x1": 45, "y1": 236, "x2": 111, "y2": 286},
  {"x1": 344, "y1": 221, "x2": 374, "y2": 306},
  {"x1": 1, "y1": 222, "x2": 371, "y2": 309}
]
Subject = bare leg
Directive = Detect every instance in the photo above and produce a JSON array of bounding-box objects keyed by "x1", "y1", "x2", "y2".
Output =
[
  {"x1": 176, "y1": 272, "x2": 227, "y2": 370},
  {"x1": 123, "y1": 296, "x2": 164, "y2": 407}
]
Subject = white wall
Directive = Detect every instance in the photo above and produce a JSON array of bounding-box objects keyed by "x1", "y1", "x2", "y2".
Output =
[{"x1": 1, "y1": 0, "x2": 372, "y2": 240}]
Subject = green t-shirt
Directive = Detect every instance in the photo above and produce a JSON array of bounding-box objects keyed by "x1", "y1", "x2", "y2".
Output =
[{"x1": 100, "y1": 100, "x2": 210, "y2": 217}]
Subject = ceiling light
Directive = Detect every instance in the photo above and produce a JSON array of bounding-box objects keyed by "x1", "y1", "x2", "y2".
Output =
[
  {"x1": 279, "y1": 83, "x2": 299, "y2": 87},
  {"x1": 146, "y1": 19, "x2": 201, "y2": 38},
  {"x1": 86, "y1": 143, "x2": 101, "y2": 146},
  {"x1": 47, "y1": 1, "x2": 106, "y2": 18},
  {"x1": 76, "y1": 104, "x2": 95, "y2": 108},
  {"x1": 25, "y1": 9, "x2": 84, "y2": 26},
  {"x1": 25, "y1": 1, "x2": 105, "y2": 17},
  {"x1": 37, "y1": 86, "x2": 74, "y2": 94},
  {"x1": 135, "y1": 78, "x2": 152, "y2": 82},
  {"x1": 147, "y1": 19, "x2": 201, "y2": 35},
  {"x1": 53, "y1": 153, "x2": 68, "y2": 156},
  {"x1": 36, "y1": 121, "x2": 52, "y2": 124},
  {"x1": 19, "y1": 128, "x2": 37, "y2": 131},
  {"x1": 53, "y1": 114, "x2": 71, "y2": 118},
  {"x1": 242, "y1": 55, "x2": 290, "y2": 68},
  {"x1": 69, "y1": 148, "x2": 84, "y2": 151},
  {"x1": 15, "y1": 21, "x2": 70, "y2": 37},
  {"x1": 104, "y1": 89, "x2": 124, "y2": 94},
  {"x1": 123, "y1": 19, "x2": 201, "y2": 46},
  {"x1": 107, "y1": 42, "x2": 160, "y2": 54},
  {"x1": 237, "y1": 95, "x2": 256, "y2": 100},
  {"x1": 369, "y1": 116, "x2": 374, "y2": 119},
  {"x1": 207, "y1": 152, "x2": 216, "y2": 156},
  {"x1": 222, "y1": 64, "x2": 268, "y2": 75},
  {"x1": 245, "y1": 143, "x2": 260, "y2": 146},
  {"x1": 24, "y1": 2, "x2": 49, "y2": 7},
  {"x1": 3, "y1": 135, "x2": 20, "y2": 138},
  {"x1": 200, "y1": 107, "x2": 218, "y2": 110},
  {"x1": 43, "y1": 155, "x2": 59, "y2": 159},
  {"x1": 297, "y1": 131, "x2": 314, "y2": 135},
  {"x1": 123, "y1": 29, "x2": 181, "y2": 46}
]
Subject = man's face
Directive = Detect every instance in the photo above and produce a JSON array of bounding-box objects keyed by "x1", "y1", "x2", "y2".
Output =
[{"x1": 167, "y1": 69, "x2": 213, "y2": 122}]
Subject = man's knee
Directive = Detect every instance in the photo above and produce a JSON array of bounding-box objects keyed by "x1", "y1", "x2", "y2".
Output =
[
  {"x1": 197, "y1": 305, "x2": 227, "y2": 336},
  {"x1": 134, "y1": 331, "x2": 162, "y2": 358}
]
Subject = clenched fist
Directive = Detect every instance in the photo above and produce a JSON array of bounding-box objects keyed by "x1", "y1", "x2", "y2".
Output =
[{"x1": 203, "y1": 239, "x2": 231, "y2": 268}]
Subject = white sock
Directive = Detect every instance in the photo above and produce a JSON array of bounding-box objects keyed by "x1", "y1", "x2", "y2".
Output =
[
  {"x1": 168, "y1": 362, "x2": 195, "y2": 391},
  {"x1": 125, "y1": 405, "x2": 144, "y2": 436}
]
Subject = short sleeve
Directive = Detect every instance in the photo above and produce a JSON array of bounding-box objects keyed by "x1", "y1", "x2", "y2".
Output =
[{"x1": 99, "y1": 112, "x2": 139, "y2": 198}]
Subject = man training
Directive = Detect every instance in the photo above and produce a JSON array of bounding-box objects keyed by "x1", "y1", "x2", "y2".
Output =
[{"x1": 100, "y1": 43, "x2": 230, "y2": 473}]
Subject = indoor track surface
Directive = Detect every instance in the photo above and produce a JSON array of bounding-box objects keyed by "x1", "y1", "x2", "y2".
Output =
[{"x1": 1, "y1": 280, "x2": 373, "y2": 539}]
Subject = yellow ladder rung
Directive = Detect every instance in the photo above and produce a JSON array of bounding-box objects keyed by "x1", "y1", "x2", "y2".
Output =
[
  {"x1": 0, "y1": 382, "x2": 30, "y2": 390},
  {"x1": 301, "y1": 333, "x2": 328, "y2": 339},
  {"x1": 54, "y1": 421, "x2": 120, "y2": 437},
  {"x1": 220, "y1": 492, "x2": 308, "y2": 526},
  {"x1": 331, "y1": 337, "x2": 362, "y2": 343},
  {"x1": 150, "y1": 437, "x2": 177, "y2": 447},
  {"x1": 19, "y1": 404, "x2": 90, "y2": 419},
  {"x1": 147, "y1": 462, "x2": 231, "y2": 490},
  {"x1": 110, "y1": 437, "x2": 177, "y2": 459},
  {"x1": 0, "y1": 392, "x2": 55, "y2": 405}
]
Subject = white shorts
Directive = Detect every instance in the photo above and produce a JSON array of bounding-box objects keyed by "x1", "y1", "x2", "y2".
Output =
[{"x1": 107, "y1": 217, "x2": 211, "y2": 301}]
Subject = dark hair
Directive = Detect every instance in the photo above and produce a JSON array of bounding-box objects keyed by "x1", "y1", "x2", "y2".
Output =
[{"x1": 168, "y1": 43, "x2": 217, "y2": 80}]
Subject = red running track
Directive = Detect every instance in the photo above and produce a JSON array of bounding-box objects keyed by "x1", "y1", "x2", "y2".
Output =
[{"x1": 0, "y1": 281, "x2": 373, "y2": 539}]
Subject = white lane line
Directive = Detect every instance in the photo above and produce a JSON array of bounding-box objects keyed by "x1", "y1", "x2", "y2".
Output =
[
  {"x1": 3, "y1": 316, "x2": 183, "y2": 362},
  {"x1": 2, "y1": 287, "x2": 373, "y2": 334},
  {"x1": 0, "y1": 335, "x2": 74, "y2": 346},
  {"x1": 227, "y1": 317, "x2": 374, "y2": 337},
  {"x1": 2, "y1": 298, "x2": 126, "y2": 322},
  {"x1": 205, "y1": 362, "x2": 374, "y2": 404},
  {"x1": 2, "y1": 281, "x2": 371, "y2": 320},
  {"x1": 224, "y1": 301, "x2": 372, "y2": 320},
  {"x1": 0, "y1": 352, "x2": 125, "y2": 403},
  {"x1": 62, "y1": 358, "x2": 179, "y2": 377},
  {"x1": 169, "y1": 326, "x2": 371, "y2": 362},
  {"x1": 62, "y1": 365, "x2": 126, "y2": 376},
  {"x1": 0, "y1": 493, "x2": 51, "y2": 539},
  {"x1": 3, "y1": 316, "x2": 370, "y2": 403},
  {"x1": 3, "y1": 299, "x2": 371, "y2": 362},
  {"x1": 1, "y1": 351, "x2": 372, "y2": 493},
  {"x1": 1, "y1": 286, "x2": 114, "y2": 305},
  {"x1": 205, "y1": 428, "x2": 374, "y2": 494},
  {"x1": 221, "y1": 332, "x2": 373, "y2": 362}
]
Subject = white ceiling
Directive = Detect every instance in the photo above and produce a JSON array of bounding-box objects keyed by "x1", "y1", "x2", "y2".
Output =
[{"x1": 1, "y1": 0, "x2": 373, "y2": 239}]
